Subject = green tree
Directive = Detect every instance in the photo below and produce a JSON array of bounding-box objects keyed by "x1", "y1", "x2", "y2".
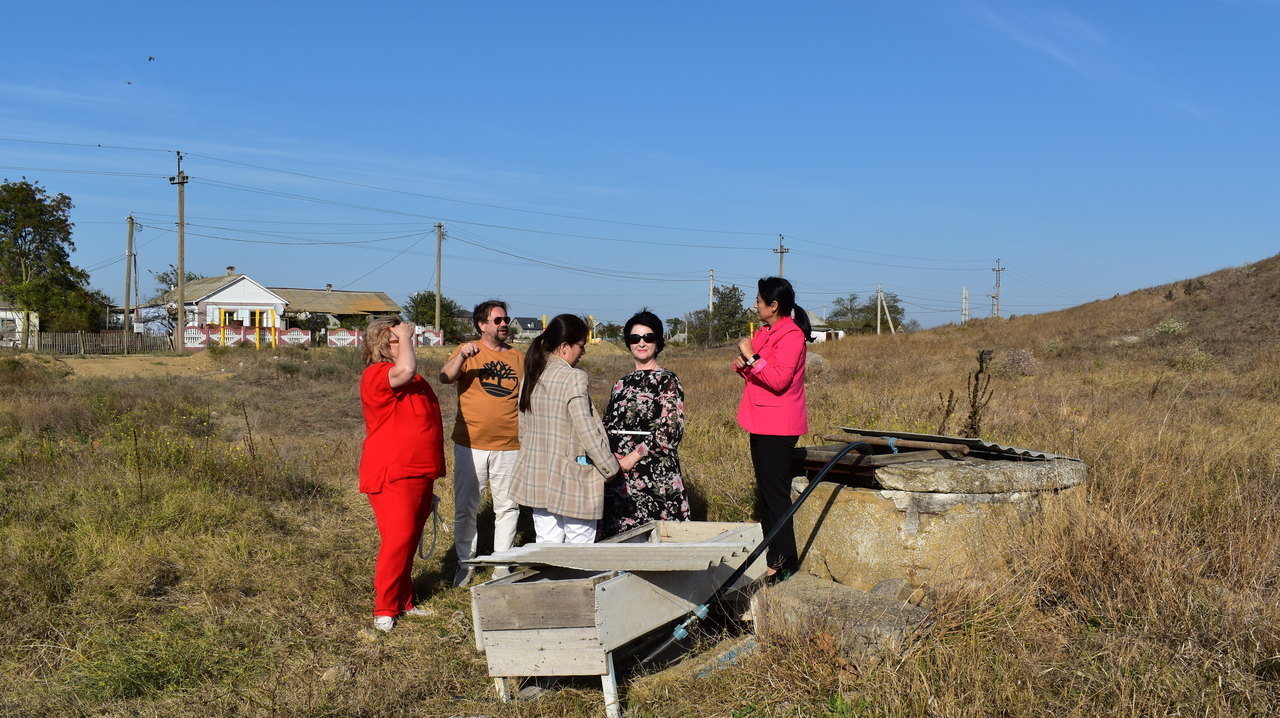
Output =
[
  {"x1": 599, "y1": 322, "x2": 623, "y2": 341},
  {"x1": 41, "y1": 287, "x2": 112, "y2": 332},
  {"x1": 144, "y1": 264, "x2": 209, "y2": 333},
  {"x1": 403, "y1": 290, "x2": 469, "y2": 344},
  {"x1": 827, "y1": 291, "x2": 908, "y2": 334},
  {"x1": 687, "y1": 285, "x2": 753, "y2": 346},
  {"x1": 0, "y1": 179, "x2": 107, "y2": 342}
]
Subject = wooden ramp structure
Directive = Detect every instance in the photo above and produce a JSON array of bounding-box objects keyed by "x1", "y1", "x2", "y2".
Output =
[{"x1": 467, "y1": 521, "x2": 766, "y2": 717}]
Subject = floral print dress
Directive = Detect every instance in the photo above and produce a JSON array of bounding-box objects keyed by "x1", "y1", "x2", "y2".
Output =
[{"x1": 599, "y1": 368, "x2": 690, "y2": 538}]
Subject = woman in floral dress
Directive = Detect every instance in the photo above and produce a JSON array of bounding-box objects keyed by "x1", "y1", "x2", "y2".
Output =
[{"x1": 600, "y1": 310, "x2": 690, "y2": 538}]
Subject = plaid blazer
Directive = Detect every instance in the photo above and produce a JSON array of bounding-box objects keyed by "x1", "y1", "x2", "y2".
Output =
[{"x1": 510, "y1": 356, "x2": 620, "y2": 520}]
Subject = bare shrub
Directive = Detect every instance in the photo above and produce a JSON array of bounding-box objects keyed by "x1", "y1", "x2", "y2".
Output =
[
  {"x1": 1154, "y1": 316, "x2": 1188, "y2": 336},
  {"x1": 1172, "y1": 341, "x2": 1214, "y2": 372},
  {"x1": 993, "y1": 347, "x2": 1041, "y2": 377}
]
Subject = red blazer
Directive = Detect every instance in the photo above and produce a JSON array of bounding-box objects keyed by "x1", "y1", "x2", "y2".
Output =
[{"x1": 734, "y1": 315, "x2": 809, "y2": 436}]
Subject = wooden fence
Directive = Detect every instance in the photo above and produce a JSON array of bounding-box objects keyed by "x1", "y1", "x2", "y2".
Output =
[{"x1": 36, "y1": 331, "x2": 172, "y2": 355}]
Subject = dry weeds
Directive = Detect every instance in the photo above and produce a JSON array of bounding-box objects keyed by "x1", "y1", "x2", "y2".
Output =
[{"x1": 2, "y1": 257, "x2": 1280, "y2": 716}]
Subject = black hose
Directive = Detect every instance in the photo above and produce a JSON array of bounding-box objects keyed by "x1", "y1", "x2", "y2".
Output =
[{"x1": 636, "y1": 440, "x2": 871, "y2": 666}]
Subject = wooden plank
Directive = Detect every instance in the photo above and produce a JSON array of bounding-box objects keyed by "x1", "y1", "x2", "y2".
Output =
[
  {"x1": 472, "y1": 589, "x2": 485, "y2": 650},
  {"x1": 473, "y1": 578, "x2": 603, "y2": 631},
  {"x1": 483, "y1": 627, "x2": 607, "y2": 676},
  {"x1": 605, "y1": 521, "x2": 660, "y2": 544},
  {"x1": 656, "y1": 520, "x2": 755, "y2": 543}
]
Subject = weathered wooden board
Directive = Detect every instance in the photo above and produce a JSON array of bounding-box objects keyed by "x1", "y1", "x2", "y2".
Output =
[
  {"x1": 470, "y1": 521, "x2": 767, "y2": 684},
  {"x1": 483, "y1": 627, "x2": 607, "y2": 676},
  {"x1": 656, "y1": 520, "x2": 757, "y2": 542},
  {"x1": 474, "y1": 577, "x2": 607, "y2": 631}
]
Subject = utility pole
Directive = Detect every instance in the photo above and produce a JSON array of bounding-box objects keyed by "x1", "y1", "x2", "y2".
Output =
[
  {"x1": 876, "y1": 284, "x2": 882, "y2": 336},
  {"x1": 773, "y1": 235, "x2": 789, "y2": 277},
  {"x1": 883, "y1": 288, "x2": 897, "y2": 335},
  {"x1": 708, "y1": 269, "x2": 714, "y2": 314},
  {"x1": 123, "y1": 215, "x2": 135, "y2": 354},
  {"x1": 435, "y1": 223, "x2": 444, "y2": 337},
  {"x1": 988, "y1": 258, "x2": 1004, "y2": 318},
  {"x1": 961, "y1": 287, "x2": 970, "y2": 324},
  {"x1": 169, "y1": 153, "x2": 189, "y2": 349}
]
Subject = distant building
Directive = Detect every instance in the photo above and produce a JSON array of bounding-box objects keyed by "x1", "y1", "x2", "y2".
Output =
[
  {"x1": 809, "y1": 324, "x2": 845, "y2": 343},
  {"x1": 138, "y1": 268, "x2": 401, "y2": 349},
  {"x1": 0, "y1": 302, "x2": 38, "y2": 348},
  {"x1": 512, "y1": 316, "x2": 543, "y2": 338}
]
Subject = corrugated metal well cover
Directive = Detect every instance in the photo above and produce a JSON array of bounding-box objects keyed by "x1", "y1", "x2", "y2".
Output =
[{"x1": 467, "y1": 541, "x2": 756, "y2": 572}]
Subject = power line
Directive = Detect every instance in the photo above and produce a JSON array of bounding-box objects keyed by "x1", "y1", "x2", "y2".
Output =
[
  {"x1": 788, "y1": 249, "x2": 989, "y2": 272},
  {"x1": 341, "y1": 233, "x2": 432, "y2": 289},
  {"x1": 192, "y1": 178, "x2": 772, "y2": 249},
  {"x1": 785, "y1": 234, "x2": 990, "y2": 264},
  {"x1": 144, "y1": 225, "x2": 430, "y2": 246},
  {"x1": 183, "y1": 150, "x2": 777, "y2": 236},
  {"x1": 446, "y1": 233, "x2": 706, "y2": 283},
  {"x1": 0, "y1": 136, "x2": 774, "y2": 236},
  {"x1": 0, "y1": 137, "x2": 175, "y2": 154},
  {"x1": 0, "y1": 164, "x2": 167, "y2": 178}
]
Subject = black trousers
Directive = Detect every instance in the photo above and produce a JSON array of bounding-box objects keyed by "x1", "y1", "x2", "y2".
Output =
[{"x1": 749, "y1": 433, "x2": 800, "y2": 573}]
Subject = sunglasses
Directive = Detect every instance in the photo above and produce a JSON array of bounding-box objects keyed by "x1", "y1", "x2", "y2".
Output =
[
  {"x1": 490, "y1": 316, "x2": 512, "y2": 325},
  {"x1": 626, "y1": 333, "x2": 659, "y2": 345}
]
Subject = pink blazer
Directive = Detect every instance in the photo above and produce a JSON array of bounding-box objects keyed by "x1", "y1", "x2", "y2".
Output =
[{"x1": 734, "y1": 315, "x2": 808, "y2": 436}]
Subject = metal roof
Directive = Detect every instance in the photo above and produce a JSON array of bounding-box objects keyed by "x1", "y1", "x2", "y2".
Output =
[
  {"x1": 838, "y1": 427, "x2": 1081, "y2": 462},
  {"x1": 269, "y1": 287, "x2": 400, "y2": 315},
  {"x1": 140, "y1": 274, "x2": 244, "y2": 307},
  {"x1": 138, "y1": 275, "x2": 400, "y2": 316}
]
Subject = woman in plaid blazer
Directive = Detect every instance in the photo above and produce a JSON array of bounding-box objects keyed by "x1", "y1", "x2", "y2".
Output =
[{"x1": 510, "y1": 314, "x2": 620, "y2": 543}]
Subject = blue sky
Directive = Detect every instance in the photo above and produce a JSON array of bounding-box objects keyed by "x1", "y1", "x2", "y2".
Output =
[{"x1": 2, "y1": 1, "x2": 1277, "y2": 327}]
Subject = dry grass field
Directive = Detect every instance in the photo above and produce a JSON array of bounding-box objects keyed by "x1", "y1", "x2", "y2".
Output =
[{"x1": 2, "y1": 255, "x2": 1278, "y2": 717}]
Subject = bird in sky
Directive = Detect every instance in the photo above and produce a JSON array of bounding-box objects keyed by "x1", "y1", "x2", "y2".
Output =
[{"x1": 147, "y1": 56, "x2": 155, "y2": 61}]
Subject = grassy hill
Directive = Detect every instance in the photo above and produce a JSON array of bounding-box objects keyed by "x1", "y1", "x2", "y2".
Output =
[{"x1": 1, "y1": 254, "x2": 1277, "y2": 717}]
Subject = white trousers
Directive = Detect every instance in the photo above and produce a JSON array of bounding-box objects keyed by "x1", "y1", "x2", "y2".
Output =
[
  {"x1": 453, "y1": 445, "x2": 520, "y2": 562},
  {"x1": 531, "y1": 507, "x2": 597, "y2": 544}
]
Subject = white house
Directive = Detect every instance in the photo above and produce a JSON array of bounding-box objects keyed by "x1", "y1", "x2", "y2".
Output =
[
  {"x1": 0, "y1": 302, "x2": 38, "y2": 349},
  {"x1": 143, "y1": 268, "x2": 402, "y2": 349}
]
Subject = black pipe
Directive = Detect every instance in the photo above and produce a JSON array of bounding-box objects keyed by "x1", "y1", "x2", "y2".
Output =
[{"x1": 637, "y1": 440, "x2": 871, "y2": 666}]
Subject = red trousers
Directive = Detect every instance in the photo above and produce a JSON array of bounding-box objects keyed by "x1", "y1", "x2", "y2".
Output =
[{"x1": 367, "y1": 476, "x2": 435, "y2": 617}]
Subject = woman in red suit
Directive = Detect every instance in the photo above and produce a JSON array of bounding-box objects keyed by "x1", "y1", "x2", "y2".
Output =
[
  {"x1": 359, "y1": 316, "x2": 445, "y2": 632},
  {"x1": 733, "y1": 277, "x2": 814, "y2": 576}
]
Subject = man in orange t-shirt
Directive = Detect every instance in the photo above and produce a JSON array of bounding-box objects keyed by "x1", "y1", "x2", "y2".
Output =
[{"x1": 439, "y1": 300, "x2": 524, "y2": 586}]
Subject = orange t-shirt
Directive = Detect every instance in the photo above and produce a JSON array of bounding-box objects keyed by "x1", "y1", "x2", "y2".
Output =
[{"x1": 449, "y1": 343, "x2": 524, "y2": 450}]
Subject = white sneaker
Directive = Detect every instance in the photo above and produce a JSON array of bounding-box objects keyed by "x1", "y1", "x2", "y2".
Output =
[
  {"x1": 373, "y1": 615, "x2": 395, "y2": 632},
  {"x1": 402, "y1": 605, "x2": 433, "y2": 618},
  {"x1": 452, "y1": 567, "x2": 474, "y2": 588}
]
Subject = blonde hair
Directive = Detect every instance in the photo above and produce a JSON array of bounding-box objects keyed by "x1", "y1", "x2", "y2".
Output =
[{"x1": 363, "y1": 316, "x2": 402, "y2": 365}]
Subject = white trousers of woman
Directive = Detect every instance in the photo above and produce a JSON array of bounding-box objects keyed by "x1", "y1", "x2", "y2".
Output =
[{"x1": 531, "y1": 507, "x2": 597, "y2": 544}]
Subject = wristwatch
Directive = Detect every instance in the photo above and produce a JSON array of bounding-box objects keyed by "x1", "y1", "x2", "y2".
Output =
[{"x1": 745, "y1": 353, "x2": 760, "y2": 367}]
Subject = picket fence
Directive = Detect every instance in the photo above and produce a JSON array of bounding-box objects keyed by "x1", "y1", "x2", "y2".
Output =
[{"x1": 36, "y1": 331, "x2": 172, "y2": 355}]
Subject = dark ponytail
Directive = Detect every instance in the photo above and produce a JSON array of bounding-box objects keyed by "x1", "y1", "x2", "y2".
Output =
[
  {"x1": 519, "y1": 314, "x2": 590, "y2": 412},
  {"x1": 758, "y1": 276, "x2": 814, "y2": 342}
]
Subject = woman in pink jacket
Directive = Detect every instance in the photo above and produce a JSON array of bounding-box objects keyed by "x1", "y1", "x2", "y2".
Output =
[{"x1": 733, "y1": 277, "x2": 814, "y2": 576}]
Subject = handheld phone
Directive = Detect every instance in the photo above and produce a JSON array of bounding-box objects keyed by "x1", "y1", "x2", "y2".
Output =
[{"x1": 575, "y1": 455, "x2": 593, "y2": 466}]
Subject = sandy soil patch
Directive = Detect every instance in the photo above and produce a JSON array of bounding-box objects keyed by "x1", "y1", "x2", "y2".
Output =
[{"x1": 60, "y1": 352, "x2": 233, "y2": 381}]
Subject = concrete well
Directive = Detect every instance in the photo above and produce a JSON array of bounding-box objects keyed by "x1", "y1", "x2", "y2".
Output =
[{"x1": 789, "y1": 434, "x2": 1085, "y2": 590}]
